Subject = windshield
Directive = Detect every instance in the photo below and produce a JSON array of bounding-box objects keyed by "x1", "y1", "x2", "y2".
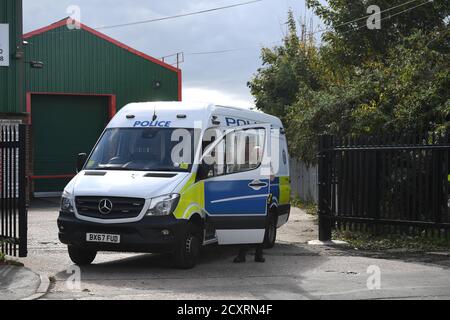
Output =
[{"x1": 85, "y1": 128, "x2": 198, "y2": 172}]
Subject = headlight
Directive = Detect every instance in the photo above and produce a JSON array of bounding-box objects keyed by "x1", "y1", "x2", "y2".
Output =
[
  {"x1": 61, "y1": 192, "x2": 74, "y2": 213},
  {"x1": 146, "y1": 194, "x2": 180, "y2": 216}
]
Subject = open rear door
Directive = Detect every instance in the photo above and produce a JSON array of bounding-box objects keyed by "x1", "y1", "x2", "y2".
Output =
[{"x1": 202, "y1": 124, "x2": 272, "y2": 245}]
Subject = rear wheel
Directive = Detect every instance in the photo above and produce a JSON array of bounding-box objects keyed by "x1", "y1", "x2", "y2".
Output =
[
  {"x1": 263, "y1": 212, "x2": 277, "y2": 249},
  {"x1": 172, "y1": 223, "x2": 202, "y2": 269},
  {"x1": 68, "y1": 246, "x2": 97, "y2": 265}
]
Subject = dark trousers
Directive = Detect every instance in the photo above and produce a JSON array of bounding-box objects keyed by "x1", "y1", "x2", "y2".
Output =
[{"x1": 237, "y1": 244, "x2": 264, "y2": 259}]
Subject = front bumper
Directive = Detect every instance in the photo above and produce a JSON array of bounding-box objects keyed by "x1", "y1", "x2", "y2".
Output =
[{"x1": 57, "y1": 212, "x2": 188, "y2": 253}]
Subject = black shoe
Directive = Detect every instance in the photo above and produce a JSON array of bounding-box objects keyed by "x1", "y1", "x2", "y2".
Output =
[
  {"x1": 255, "y1": 255, "x2": 265, "y2": 263},
  {"x1": 233, "y1": 256, "x2": 246, "y2": 263}
]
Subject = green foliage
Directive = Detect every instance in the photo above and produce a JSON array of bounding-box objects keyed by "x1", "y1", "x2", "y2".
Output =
[
  {"x1": 249, "y1": 2, "x2": 450, "y2": 164},
  {"x1": 306, "y1": 0, "x2": 449, "y2": 67},
  {"x1": 335, "y1": 229, "x2": 450, "y2": 251},
  {"x1": 0, "y1": 241, "x2": 23, "y2": 266},
  {"x1": 248, "y1": 10, "x2": 323, "y2": 129},
  {"x1": 291, "y1": 197, "x2": 318, "y2": 216}
]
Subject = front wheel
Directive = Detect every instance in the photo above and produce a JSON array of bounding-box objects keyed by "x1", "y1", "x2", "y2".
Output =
[
  {"x1": 172, "y1": 223, "x2": 201, "y2": 269},
  {"x1": 263, "y1": 213, "x2": 277, "y2": 249},
  {"x1": 68, "y1": 246, "x2": 97, "y2": 265}
]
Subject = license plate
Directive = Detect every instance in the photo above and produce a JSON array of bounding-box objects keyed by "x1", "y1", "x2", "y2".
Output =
[{"x1": 86, "y1": 233, "x2": 121, "y2": 244}]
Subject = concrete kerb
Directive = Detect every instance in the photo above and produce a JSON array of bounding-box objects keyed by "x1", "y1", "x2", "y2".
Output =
[
  {"x1": 308, "y1": 240, "x2": 349, "y2": 246},
  {"x1": 21, "y1": 272, "x2": 51, "y2": 300}
]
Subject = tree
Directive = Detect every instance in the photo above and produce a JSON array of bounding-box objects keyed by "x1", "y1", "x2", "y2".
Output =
[
  {"x1": 306, "y1": 0, "x2": 450, "y2": 68},
  {"x1": 249, "y1": 2, "x2": 450, "y2": 163},
  {"x1": 248, "y1": 10, "x2": 324, "y2": 152}
]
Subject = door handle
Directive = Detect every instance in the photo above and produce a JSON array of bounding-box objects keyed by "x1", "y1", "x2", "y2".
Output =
[{"x1": 249, "y1": 180, "x2": 268, "y2": 190}]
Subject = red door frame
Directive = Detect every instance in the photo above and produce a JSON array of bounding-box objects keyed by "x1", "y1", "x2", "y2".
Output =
[{"x1": 27, "y1": 92, "x2": 116, "y2": 182}]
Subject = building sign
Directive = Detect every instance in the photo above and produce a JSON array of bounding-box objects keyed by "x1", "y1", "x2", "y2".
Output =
[{"x1": 0, "y1": 24, "x2": 10, "y2": 67}]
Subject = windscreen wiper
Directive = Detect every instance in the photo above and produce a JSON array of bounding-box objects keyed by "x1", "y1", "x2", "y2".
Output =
[{"x1": 95, "y1": 166, "x2": 135, "y2": 171}]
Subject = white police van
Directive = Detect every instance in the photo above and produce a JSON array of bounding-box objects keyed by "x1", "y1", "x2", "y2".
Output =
[{"x1": 58, "y1": 102, "x2": 291, "y2": 268}]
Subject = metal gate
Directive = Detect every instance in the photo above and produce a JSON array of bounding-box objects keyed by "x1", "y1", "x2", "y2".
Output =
[
  {"x1": 0, "y1": 124, "x2": 27, "y2": 257},
  {"x1": 318, "y1": 135, "x2": 450, "y2": 241}
]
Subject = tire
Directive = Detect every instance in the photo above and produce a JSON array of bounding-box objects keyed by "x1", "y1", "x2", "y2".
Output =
[
  {"x1": 263, "y1": 212, "x2": 277, "y2": 249},
  {"x1": 68, "y1": 246, "x2": 97, "y2": 265},
  {"x1": 172, "y1": 223, "x2": 202, "y2": 269}
]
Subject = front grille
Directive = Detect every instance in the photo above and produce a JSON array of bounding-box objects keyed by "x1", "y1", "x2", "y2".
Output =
[{"x1": 75, "y1": 197, "x2": 145, "y2": 220}]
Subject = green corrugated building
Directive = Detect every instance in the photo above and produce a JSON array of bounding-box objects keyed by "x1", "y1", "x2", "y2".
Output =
[
  {"x1": 1, "y1": 11, "x2": 182, "y2": 195},
  {"x1": 0, "y1": 0, "x2": 24, "y2": 118}
]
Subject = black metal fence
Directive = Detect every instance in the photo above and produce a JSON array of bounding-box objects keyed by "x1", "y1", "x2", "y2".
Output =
[
  {"x1": 318, "y1": 134, "x2": 450, "y2": 241},
  {"x1": 0, "y1": 124, "x2": 27, "y2": 257}
]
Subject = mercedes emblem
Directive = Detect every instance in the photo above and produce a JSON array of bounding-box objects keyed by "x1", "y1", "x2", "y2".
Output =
[{"x1": 98, "y1": 199, "x2": 113, "y2": 215}]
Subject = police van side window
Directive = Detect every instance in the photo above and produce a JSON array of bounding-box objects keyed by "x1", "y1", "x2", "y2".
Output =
[
  {"x1": 225, "y1": 128, "x2": 265, "y2": 175},
  {"x1": 202, "y1": 128, "x2": 265, "y2": 179}
]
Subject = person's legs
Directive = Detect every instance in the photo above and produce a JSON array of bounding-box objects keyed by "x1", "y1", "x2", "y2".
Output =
[
  {"x1": 233, "y1": 245, "x2": 248, "y2": 263},
  {"x1": 254, "y1": 245, "x2": 265, "y2": 263}
]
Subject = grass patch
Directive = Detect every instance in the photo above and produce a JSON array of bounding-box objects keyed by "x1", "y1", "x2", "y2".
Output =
[
  {"x1": 0, "y1": 244, "x2": 24, "y2": 267},
  {"x1": 0, "y1": 256, "x2": 24, "y2": 267},
  {"x1": 2, "y1": 259, "x2": 24, "y2": 267},
  {"x1": 335, "y1": 229, "x2": 450, "y2": 251},
  {"x1": 291, "y1": 198, "x2": 318, "y2": 216}
]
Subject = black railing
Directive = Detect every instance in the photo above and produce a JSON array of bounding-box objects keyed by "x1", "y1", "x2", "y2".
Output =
[
  {"x1": 318, "y1": 135, "x2": 450, "y2": 241},
  {"x1": 0, "y1": 124, "x2": 27, "y2": 257}
]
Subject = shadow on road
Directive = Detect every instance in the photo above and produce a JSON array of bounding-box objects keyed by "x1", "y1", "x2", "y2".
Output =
[
  {"x1": 29, "y1": 198, "x2": 326, "y2": 299},
  {"x1": 52, "y1": 243, "x2": 324, "y2": 299}
]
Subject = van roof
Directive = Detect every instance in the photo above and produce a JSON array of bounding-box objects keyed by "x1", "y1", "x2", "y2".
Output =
[{"x1": 108, "y1": 101, "x2": 284, "y2": 129}]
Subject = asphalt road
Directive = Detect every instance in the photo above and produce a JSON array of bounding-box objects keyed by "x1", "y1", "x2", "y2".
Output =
[
  {"x1": 16, "y1": 199, "x2": 450, "y2": 300},
  {"x1": 0, "y1": 266, "x2": 40, "y2": 300}
]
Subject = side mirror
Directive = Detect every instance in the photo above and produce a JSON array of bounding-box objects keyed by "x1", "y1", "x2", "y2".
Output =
[{"x1": 76, "y1": 153, "x2": 88, "y2": 173}]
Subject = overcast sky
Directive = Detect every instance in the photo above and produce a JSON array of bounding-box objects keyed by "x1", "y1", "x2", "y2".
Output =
[{"x1": 23, "y1": 0, "x2": 321, "y2": 109}]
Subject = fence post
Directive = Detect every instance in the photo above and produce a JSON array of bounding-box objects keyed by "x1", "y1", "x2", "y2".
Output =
[
  {"x1": 18, "y1": 125, "x2": 27, "y2": 257},
  {"x1": 318, "y1": 135, "x2": 332, "y2": 241}
]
